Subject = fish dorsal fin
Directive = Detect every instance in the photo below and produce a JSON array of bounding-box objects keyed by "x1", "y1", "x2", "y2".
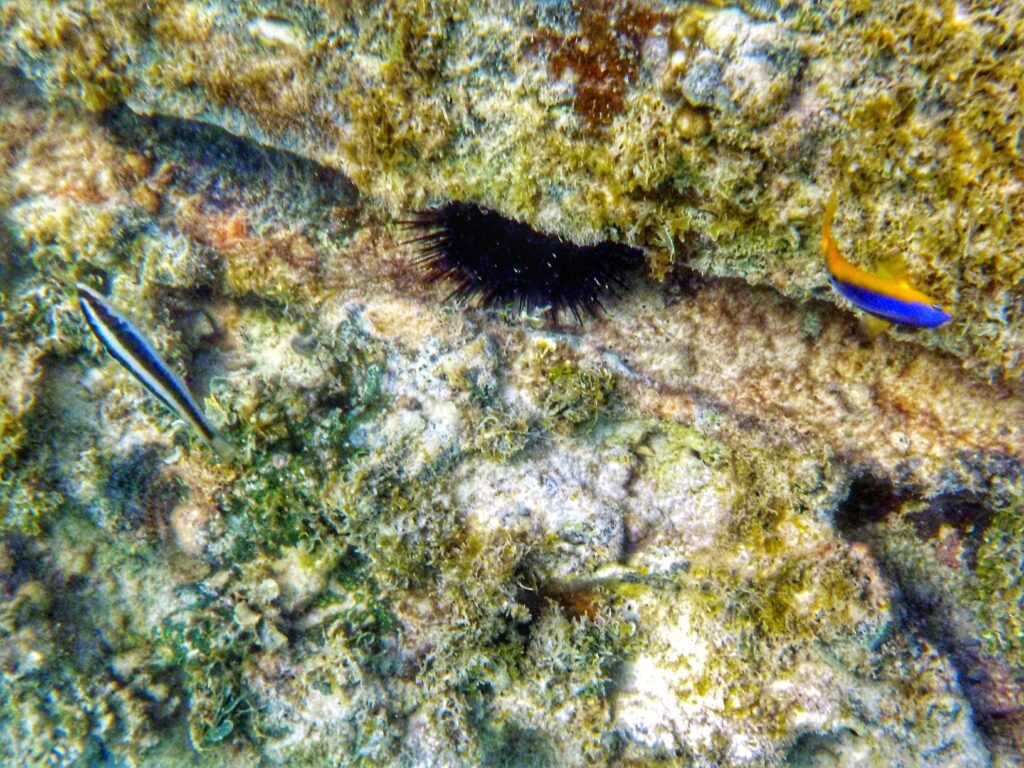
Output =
[{"x1": 874, "y1": 253, "x2": 912, "y2": 289}]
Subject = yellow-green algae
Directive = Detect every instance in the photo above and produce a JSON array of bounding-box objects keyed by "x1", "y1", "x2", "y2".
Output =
[
  {"x1": 0, "y1": 57, "x2": 1022, "y2": 768},
  {"x1": 1, "y1": 1, "x2": 1022, "y2": 380}
]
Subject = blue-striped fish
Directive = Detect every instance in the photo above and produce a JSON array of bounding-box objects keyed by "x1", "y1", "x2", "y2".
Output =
[{"x1": 77, "y1": 284, "x2": 234, "y2": 459}]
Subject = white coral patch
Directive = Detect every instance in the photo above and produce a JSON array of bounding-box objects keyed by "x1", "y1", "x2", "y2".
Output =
[{"x1": 454, "y1": 440, "x2": 630, "y2": 578}]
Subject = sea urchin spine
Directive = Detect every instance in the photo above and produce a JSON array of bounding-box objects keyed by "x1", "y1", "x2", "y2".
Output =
[{"x1": 405, "y1": 201, "x2": 644, "y2": 322}]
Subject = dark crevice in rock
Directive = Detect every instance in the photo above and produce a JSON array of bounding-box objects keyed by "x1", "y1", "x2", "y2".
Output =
[
  {"x1": 832, "y1": 471, "x2": 904, "y2": 534},
  {"x1": 832, "y1": 469, "x2": 1024, "y2": 761},
  {"x1": 905, "y1": 491, "x2": 994, "y2": 567},
  {"x1": 99, "y1": 104, "x2": 359, "y2": 225},
  {"x1": 481, "y1": 722, "x2": 557, "y2": 768},
  {"x1": 889, "y1": 563, "x2": 1024, "y2": 760}
]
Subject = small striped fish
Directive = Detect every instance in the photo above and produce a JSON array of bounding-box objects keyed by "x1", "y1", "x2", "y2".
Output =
[{"x1": 77, "y1": 284, "x2": 235, "y2": 459}]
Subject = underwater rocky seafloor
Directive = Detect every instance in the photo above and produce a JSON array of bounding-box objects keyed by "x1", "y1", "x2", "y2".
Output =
[{"x1": 0, "y1": 1, "x2": 1022, "y2": 766}]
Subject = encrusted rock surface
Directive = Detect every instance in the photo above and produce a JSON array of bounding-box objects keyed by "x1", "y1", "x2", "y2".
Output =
[
  {"x1": 1, "y1": 1, "x2": 1023, "y2": 765},
  {"x1": 2, "y1": 0, "x2": 1022, "y2": 381}
]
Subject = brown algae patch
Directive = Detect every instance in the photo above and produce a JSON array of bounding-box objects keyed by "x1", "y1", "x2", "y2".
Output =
[{"x1": 532, "y1": 0, "x2": 667, "y2": 130}]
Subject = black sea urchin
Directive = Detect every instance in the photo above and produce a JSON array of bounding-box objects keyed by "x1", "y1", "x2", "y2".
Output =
[{"x1": 405, "y1": 201, "x2": 644, "y2": 322}]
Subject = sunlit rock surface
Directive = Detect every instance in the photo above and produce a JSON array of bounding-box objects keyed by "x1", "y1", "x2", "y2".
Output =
[
  {"x1": 2, "y1": 0, "x2": 1021, "y2": 381},
  {"x1": 0, "y1": 1, "x2": 1022, "y2": 765}
]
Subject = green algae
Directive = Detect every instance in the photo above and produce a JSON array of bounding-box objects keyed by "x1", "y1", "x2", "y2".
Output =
[
  {"x1": 214, "y1": 310, "x2": 387, "y2": 555},
  {"x1": 420, "y1": 533, "x2": 638, "y2": 766},
  {"x1": 151, "y1": 594, "x2": 265, "y2": 750},
  {"x1": 0, "y1": 326, "x2": 1000, "y2": 767},
  {"x1": 645, "y1": 421, "x2": 731, "y2": 473},
  {"x1": 541, "y1": 360, "x2": 616, "y2": 432},
  {"x1": 0, "y1": 516, "x2": 188, "y2": 767},
  {"x1": 518, "y1": 340, "x2": 620, "y2": 433},
  {"x1": 0, "y1": 461, "x2": 64, "y2": 537},
  {"x1": 971, "y1": 498, "x2": 1024, "y2": 677},
  {"x1": 333, "y1": 458, "x2": 463, "y2": 589},
  {"x1": 472, "y1": 413, "x2": 534, "y2": 462}
]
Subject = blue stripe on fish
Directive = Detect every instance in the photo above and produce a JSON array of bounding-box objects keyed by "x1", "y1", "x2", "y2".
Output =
[
  {"x1": 77, "y1": 284, "x2": 234, "y2": 458},
  {"x1": 828, "y1": 277, "x2": 952, "y2": 328}
]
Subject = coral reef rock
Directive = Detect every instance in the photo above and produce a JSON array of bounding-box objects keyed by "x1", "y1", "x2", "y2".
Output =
[
  {"x1": 1, "y1": 1, "x2": 1023, "y2": 766},
  {"x1": 3, "y1": 0, "x2": 1022, "y2": 381}
]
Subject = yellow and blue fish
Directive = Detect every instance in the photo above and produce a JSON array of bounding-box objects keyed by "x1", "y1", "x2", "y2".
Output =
[
  {"x1": 822, "y1": 192, "x2": 951, "y2": 328},
  {"x1": 77, "y1": 284, "x2": 235, "y2": 459}
]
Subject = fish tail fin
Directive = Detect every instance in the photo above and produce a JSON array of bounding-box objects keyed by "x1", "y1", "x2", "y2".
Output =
[
  {"x1": 208, "y1": 431, "x2": 239, "y2": 462},
  {"x1": 822, "y1": 187, "x2": 846, "y2": 276}
]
